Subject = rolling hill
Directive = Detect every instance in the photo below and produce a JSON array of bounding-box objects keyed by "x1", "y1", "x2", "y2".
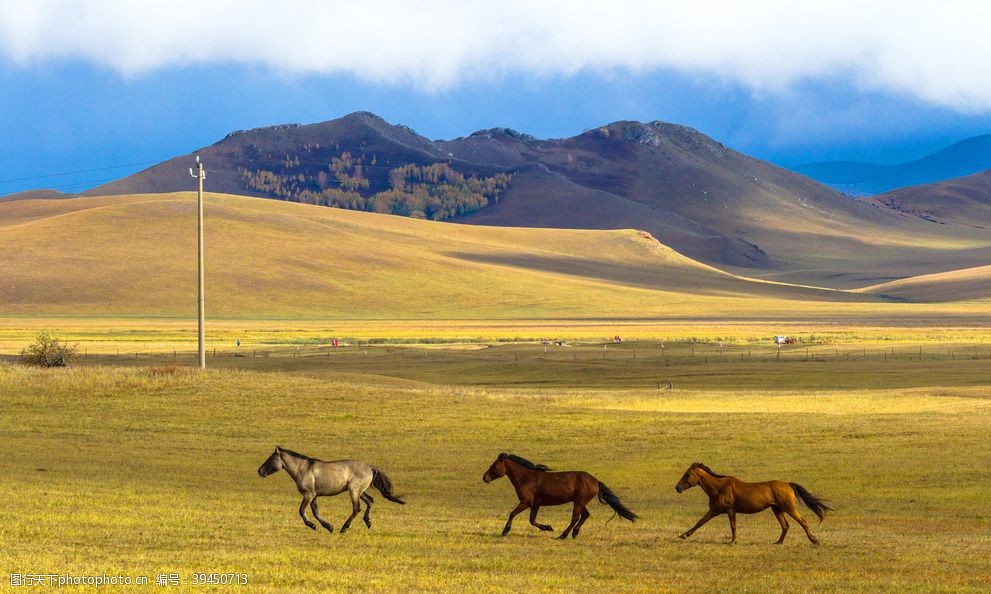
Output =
[
  {"x1": 0, "y1": 191, "x2": 888, "y2": 319},
  {"x1": 0, "y1": 189, "x2": 74, "y2": 202},
  {"x1": 795, "y1": 135, "x2": 991, "y2": 195},
  {"x1": 79, "y1": 112, "x2": 991, "y2": 288},
  {"x1": 866, "y1": 169, "x2": 991, "y2": 226},
  {"x1": 839, "y1": 170, "x2": 991, "y2": 301},
  {"x1": 861, "y1": 264, "x2": 991, "y2": 302}
]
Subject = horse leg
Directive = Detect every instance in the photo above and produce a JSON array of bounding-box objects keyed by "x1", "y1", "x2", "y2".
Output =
[
  {"x1": 785, "y1": 506, "x2": 818, "y2": 544},
  {"x1": 727, "y1": 509, "x2": 738, "y2": 544},
  {"x1": 361, "y1": 493, "x2": 374, "y2": 528},
  {"x1": 680, "y1": 509, "x2": 718, "y2": 539},
  {"x1": 557, "y1": 503, "x2": 583, "y2": 540},
  {"x1": 310, "y1": 498, "x2": 334, "y2": 533},
  {"x1": 340, "y1": 489, "x2": 362, "y2": 534},
  {"x1": 299, "y1": 494, "x2": 317, "y2": 530},
  {"x1": 528, "y1": 505, "x2": 553, "y2": 532},
  {"x1": 772, "y1": 507, "x2": 790, "y2": 544},
  {"x1": 502, "y1": 502, "x2": 529, "y2": 536},
  {"x1": 571, "y1": 507, "x2": 591, "y2": 539}
]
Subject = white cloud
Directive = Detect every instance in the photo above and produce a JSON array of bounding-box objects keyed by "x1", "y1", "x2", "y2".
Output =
[{"x1": 2, "y1": 0, "x2": 990, "y2": 110}]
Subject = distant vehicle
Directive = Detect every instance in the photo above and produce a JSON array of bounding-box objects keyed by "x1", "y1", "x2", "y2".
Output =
[{"x1": 773, "y1": 336, "x2": 797, "y2": 345}]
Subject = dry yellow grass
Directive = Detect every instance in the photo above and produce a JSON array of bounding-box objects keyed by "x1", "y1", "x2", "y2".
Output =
[
  {"x1": 0, "y1": 191, "x2": 888, "y2": 320},
  {"x1": 4, "y1": 317, "x2": 991, "y2": 358},
  {"x1": 862, "y1": 263, "x2": 991, "y2": 301},
  {"x1": 5, "y1": 189, "x2": 991, "y2": 366},
  {"x1": 1, "y1": 363, "x2": 989, "y2": 592}
]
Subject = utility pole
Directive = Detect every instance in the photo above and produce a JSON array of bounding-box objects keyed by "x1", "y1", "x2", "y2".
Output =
[{"x1": 190, "y1": 156, "x2": 206, "y2": 369}]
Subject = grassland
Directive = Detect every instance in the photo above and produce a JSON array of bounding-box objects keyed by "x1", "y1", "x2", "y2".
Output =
[
  {"x1": 6, "y1": 316, "x2": 991, "y2": 361},
  {"x1": 1, "y1": 353, "x2": 989, "y2": 593},
  {"x1": 6, "y1": 191, "x2": 991, "y2": 365},
  {"x1": 3, "y1": 192, "x2": 991, "y2": 592}
]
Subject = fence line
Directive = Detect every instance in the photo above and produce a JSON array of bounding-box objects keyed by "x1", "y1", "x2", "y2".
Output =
[{"x1": 55, "y1": 342, "x2": 991, "y2": 366}]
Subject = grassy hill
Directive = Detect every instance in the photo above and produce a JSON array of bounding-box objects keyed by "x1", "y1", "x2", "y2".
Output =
[
  {"x1": 867, "y1": 169, "x2": 991, "y2": 226},
  {"x1": 0, "y1": 191, "x2": 893, "y2": 319},
  {"x1": 862, "y1": 264, "x2": 991, "y2": 302}
]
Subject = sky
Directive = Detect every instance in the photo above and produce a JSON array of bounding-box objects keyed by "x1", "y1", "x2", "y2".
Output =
[{"x1": 3, "y1": 0, "x2": 991, "y2": 194}]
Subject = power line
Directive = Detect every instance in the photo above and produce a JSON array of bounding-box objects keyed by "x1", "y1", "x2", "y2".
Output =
[
  {"x1": 2, "y1": 147, "x2": 637, "y2": 197},
  {"x1": 0, "y1": 160, "x2": 159, "y2": 185},
  {"x1": 44, "y1": 176, "x2": 131, "y2": 192}
]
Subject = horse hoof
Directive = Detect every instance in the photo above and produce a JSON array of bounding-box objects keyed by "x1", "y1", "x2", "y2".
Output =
[
  {"x1": 306, "y1": 524, "x2": 316, "y2": 531},
  {"x1": 679, "y1": 534, "x2": 688, "y2": 540}
]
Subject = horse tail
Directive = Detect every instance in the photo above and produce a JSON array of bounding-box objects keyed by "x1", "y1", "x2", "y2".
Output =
[
  {"x1": 597, "y1": 482, "x2": 638, "y2": 522},
  {"x1": 371, "y1": 467, "x2": 406, "y2": 505},
  {"x1": 790, "y1": 482, "x2": 832, "y2": 522}
]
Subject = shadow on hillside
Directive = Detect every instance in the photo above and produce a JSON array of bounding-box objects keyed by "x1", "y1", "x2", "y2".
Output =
[{"x1": 445, "y1": 252, "x2": 876, "y2": 302}]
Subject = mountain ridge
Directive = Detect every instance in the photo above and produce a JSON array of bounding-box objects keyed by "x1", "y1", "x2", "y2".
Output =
[
  {"x1": 795, "y1": 134, "x2": 991, "y2": 195},
  {"x1": 77, "y1": 112, "x2": 991, "y2": 287}
]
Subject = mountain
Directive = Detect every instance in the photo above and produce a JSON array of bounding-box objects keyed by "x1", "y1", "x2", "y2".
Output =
[
  {"x1": 82, "y1": 113, "x2": 991, "y2": 288},
  {"x1": 795, "y1": 135, "x2": 991, "y2": 195},
  {"x1": 0, "y1": 192, "x2": 877, "y2": 319}
]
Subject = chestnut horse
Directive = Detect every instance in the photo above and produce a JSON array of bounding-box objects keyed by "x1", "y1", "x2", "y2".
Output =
[
  {"x1": 482, "y1": 452, "x2": 638, "y2": 539},
  {"x1": 675, "y1": 462, "x2": 831, "y2": 544}
]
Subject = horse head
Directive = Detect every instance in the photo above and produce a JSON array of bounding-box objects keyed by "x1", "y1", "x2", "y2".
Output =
[
  {"x1": 482, "y1": 452, "x2": 509, "y2": 483},
  {"x1": 257, "y1": 446, "x2": 284, "y2": 477},
  {"x1": 675, "y1": 462, "x2": 703, "y2": 493}
]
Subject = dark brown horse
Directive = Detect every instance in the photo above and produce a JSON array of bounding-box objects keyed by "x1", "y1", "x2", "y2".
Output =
[
  {"x1": 482, "y1": 452, "x2": 638, "y2": 539},
  {"x1": 675, "y1": 462, "x2": 832, "y2": 544}
]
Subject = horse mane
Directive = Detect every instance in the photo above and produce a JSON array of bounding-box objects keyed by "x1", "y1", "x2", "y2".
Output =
[
  {"x1": 693, "y1": 462, "x2": 728, "y2": 478},
  {"x1": 278, "y1": 447, "x2": 320, "y2": 462},
  {"x1": 504, "y1": 453, "x2": 552, "y2": 471}
]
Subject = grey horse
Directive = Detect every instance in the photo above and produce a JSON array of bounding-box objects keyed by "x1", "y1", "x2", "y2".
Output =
[{"x1": 258, "y1": 446, "x2": 406, "y2": 533}]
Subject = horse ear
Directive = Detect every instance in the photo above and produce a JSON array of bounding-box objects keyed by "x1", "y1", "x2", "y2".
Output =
[
  {"x1": 276, "y1": 445, "x2": 282, "y2": 452},
  {"x1": 498, "y1": 452, "x2": 507, "y2": 459}
]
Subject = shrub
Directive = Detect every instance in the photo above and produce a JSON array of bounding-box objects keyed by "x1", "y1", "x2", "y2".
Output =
[{"x1": 20, "y1": 331, "x2": 79, "y2": 367}]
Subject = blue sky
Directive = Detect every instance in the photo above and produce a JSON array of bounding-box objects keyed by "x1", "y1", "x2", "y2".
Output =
[{"x1": 3, "y1": 1, "x2": 991, "y2": 194}]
